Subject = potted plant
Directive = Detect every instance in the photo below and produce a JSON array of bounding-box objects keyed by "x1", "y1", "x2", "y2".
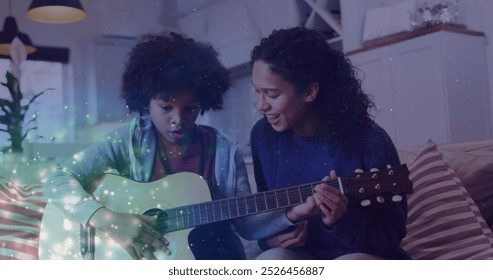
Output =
[
  {"x1": 0, "y1": 71, "x2": 49, "y2": 153},
  {"x1": 0, "y1": 37, "x2": 50, "y2": 153}
]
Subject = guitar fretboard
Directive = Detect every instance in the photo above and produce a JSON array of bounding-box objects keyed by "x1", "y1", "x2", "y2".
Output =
[
  {"x1": 164, "y1": 183, "x2": 322, "y2": 233},
  {"x1": 151, "y1": 164, "x2": 412, "y2": 233}
]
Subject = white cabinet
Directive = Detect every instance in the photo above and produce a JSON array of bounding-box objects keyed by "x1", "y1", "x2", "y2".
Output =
[{"x1": 348, "y1": 26, "x2": 491, "y2": 145}]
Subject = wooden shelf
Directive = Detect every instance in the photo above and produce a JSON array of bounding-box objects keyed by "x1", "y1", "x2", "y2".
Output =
[{"x1": 347, "y1": 24, "x2": 484, "y2": 56}]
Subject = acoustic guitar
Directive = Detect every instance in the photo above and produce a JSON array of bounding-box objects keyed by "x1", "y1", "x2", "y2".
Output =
[{"x1": 38, "y1": 164, "x2": 412, "y2": 260}]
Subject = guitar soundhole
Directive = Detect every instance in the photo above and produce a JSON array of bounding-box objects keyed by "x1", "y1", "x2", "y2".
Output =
[{"x1": 143, "y1": 208, "x2": 169, "y2": 234}]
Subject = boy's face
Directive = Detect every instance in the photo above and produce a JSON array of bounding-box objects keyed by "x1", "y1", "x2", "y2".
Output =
[{"x1": 149, "y1": 89, "x2": 201, "y2": 145}]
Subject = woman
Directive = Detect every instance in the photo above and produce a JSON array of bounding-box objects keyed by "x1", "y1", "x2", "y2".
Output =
[
  {"x1": 249, "y1": 27, "x2": 410, "y2": 260},
  {"x1": 42, "y1": 32, "x2": 291, "y2": 260}
]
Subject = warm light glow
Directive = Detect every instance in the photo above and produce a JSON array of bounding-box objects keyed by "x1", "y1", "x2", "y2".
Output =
[
  {"x1": 26, "y1": 6, "x2": 86, "y2": 24},
  {"x1": 0, "y1": 43, "x2": 36, "y2": 55}
]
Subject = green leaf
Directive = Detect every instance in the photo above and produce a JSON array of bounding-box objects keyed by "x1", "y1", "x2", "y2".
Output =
[
  {"x1": 22, "y1": 126, "x2": 38, "y2": 141},
  {"x1": 4, "y1": 71, "x2": 21, "y2": 100},
  {"x1": 0, "y1": 115, "x2": 11, "y2": 124},
  {"x1": 24, "y1": 88, "x2": 53, "y2": 109}
]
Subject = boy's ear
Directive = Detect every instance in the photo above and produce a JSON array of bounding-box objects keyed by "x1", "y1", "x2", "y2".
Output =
[{"x1": 304, "y1": 82, "x2": 319, "y2": 102}]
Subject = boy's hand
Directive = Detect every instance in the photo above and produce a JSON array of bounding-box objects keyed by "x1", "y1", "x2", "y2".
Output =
[{"x1": 89, "y1": 208, "x2": 170, "y2": 259}]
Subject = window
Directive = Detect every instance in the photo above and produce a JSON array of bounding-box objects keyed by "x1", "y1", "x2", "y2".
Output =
[{"x1": 0, "y1": 58, "x2": 68, "y2": 147}]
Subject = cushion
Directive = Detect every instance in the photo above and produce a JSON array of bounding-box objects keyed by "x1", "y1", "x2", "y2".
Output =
[
  {"x1": 400, "y1": 140, "x2": 493, "y2": 259},
  {"x1": 0, "y1": 176, "x2": 46, "y2": 260},
  {"x1": 397, "y1": 139, "x2": 493, "y2": 227},
  {"x1": 439, "y1": 149, "x2": 493, "y2": 228}
]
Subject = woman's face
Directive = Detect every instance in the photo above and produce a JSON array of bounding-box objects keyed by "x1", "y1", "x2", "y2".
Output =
[
  {"x1": 252, "y1": 60, "x2": 317, "y2": 136},
  {"x1": 148, "y1": 88, "x2": 201, "y2": 145}
]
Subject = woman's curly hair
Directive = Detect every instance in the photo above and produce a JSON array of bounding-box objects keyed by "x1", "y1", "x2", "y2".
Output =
[
  {"x1": 121, "y1": 32, "x2": 230, "y2": 115},
  {"x1": 251, "y1": 27, "x2": 374, "y2": 147}
]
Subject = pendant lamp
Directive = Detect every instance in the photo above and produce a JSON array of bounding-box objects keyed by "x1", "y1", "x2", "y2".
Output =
[
  {"x1": 0, "y1": 0, "x2": 36, "y2": 56},
  {"x1": 26, "y1": 0, "x2": 87, "y2": 24}
]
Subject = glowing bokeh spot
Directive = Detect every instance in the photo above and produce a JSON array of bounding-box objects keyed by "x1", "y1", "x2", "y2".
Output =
[
  {"x1": 54, "y1": 243, "x2": 64, "y2": 253},
  {"x1": 63, "y1": 219, "x2": 73, "y2": 230},
  {"x1": 64, "y1": 238, "x2": 74, "y2": 247}
]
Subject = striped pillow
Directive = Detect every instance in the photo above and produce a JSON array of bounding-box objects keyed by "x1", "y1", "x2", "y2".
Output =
[
  {"x1": 0, "y1": 176, "x2": 46, "y2": 260},
  {"x1": 401, "y1": 140, "x2": 493, "y2": 259}
]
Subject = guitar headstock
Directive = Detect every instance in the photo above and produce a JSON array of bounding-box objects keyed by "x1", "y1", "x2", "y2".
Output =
[{"x1": 341, "y1": 164, "x2": 413, "y2": 206}]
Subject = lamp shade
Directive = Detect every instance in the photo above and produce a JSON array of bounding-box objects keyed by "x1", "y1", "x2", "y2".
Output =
[
  {"x1": 0, "y1": 16, "x2": 36, "y2": 56},
  {"x1": 26, "y1": 0, "x2": 87, "y2": 24}
]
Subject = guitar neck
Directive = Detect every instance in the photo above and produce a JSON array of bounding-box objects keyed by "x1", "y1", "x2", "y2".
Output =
[
  {"x1": 148, "y1": 164, "x2": 413, "y2": 234},
  {"x1": 164, "y1": 181, "x2": 324, "y2": 233}
]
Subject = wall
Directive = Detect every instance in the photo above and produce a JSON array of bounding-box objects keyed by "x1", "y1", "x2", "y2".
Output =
[{"x1": 177, "y1": 0, "x2": 302, "y2": 68}]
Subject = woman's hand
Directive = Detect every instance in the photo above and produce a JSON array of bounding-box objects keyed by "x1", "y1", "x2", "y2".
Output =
[
  {"x1": 265, "y1": 221, "x2": 308, "y2": 248},
  {"x1": 314, "y1": 170, "x2": 349, "y2": 227},
  {"x1": 88, "y1": 207, "x2": 170, "y2": 259},
  {"x1": 286, "y1": 170, "x2": 348, "y2": 227}
]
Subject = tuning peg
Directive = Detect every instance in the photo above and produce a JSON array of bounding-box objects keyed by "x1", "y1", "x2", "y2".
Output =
[
  {"x1": 387, "y1": 164, "x2": 394, "y2": 175},
  {"x1": 376, "y1": 196, "x2": 385, "y2": 203},
  {"x1": 354, "y1": 169, "x2": 364, "y2": 179},
  {"x1": 386, "y1": 165, "x2": 395, "y2": 175},
  {"x1": 361, "y1": 199, "x2": 371, "y2": 207},
  {"x1": 370, "y1": 168, "x2": 379, "y2": 179},
  {"x1": 392, "y1": 195, "x2": 403, "y2": 202}
]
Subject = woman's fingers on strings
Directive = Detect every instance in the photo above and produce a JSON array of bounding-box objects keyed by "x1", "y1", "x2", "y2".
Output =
[
  {"x1": 315, "y1": 177, "x2": 350, "y2": 208},
  {"x1": 314, "y1": 193, "x2": 337, "y2": 218},
  {"x1": 329, "y1": 170, "x2": 337, "y2": 179},
  {"x1": 305, "y1": 195, "x2": 317, "y2": 209},
  {"x1": 314, "y1": 185, "x2": 344, "y2": 208},
  {"x1": 317, "y1": 200, "x2": 332, "y2": 217},
  {"x1": 313, "y1": 186, "x2": 348, "y2": 224}
]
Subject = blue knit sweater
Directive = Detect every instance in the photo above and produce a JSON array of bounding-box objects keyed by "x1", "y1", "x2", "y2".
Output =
[{"x1": 250, "y1": 118, "x2": 410, "y2": 259}]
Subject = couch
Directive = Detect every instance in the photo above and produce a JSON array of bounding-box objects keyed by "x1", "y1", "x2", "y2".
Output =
[{"x1": 1, "y1": 139, "x2": 493, "y2": 260}]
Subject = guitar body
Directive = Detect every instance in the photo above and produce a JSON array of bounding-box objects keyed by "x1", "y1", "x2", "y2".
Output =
[{"x1": 39, "y1": 172, "x2": 211, "y2": 260}]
